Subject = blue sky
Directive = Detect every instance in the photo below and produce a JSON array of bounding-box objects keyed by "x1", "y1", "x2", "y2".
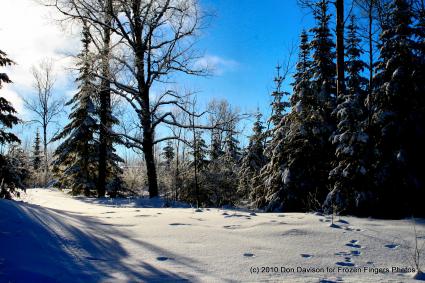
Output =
[
  {"x1": 1, "y1": 0, "x2": 318, "y2": 150},
  {"x1": 178, "y1": 0, "x2": 314, "y2": 117}
]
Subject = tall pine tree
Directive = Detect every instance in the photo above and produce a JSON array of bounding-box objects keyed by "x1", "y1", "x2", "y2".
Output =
[
  {"x1": 52, "y1": 23, "x2": 98, "y2": 196},
  {"x1": 325, "y1": 16, "x2": 372, "y2": 215}
]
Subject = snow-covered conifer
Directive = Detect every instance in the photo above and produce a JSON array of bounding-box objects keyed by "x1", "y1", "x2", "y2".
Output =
[
  {"x1": 52, "y1": 23, "x2": 99, "y2": 196},
  {"x1": 238, "y1": 111, "x2": 266, "y2": 201},
  {"x1": 324, "y1": 16, "x2": 372, "y2": 215}
]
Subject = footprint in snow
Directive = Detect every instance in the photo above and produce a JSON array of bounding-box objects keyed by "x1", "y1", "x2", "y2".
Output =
[
  {"x1": 301, "y1": 254, "x2": 313, "y2": 258},
  {"x1": 157, "y1": 256, "x2": 173, "y2": 261},
  {"x1": 385, "y1": 244, "x2": 400, "y2": 249},
  {"x1": 336, "y1": 261, "x2": 355, "y2": 267},
  {"x1": 169, "y1": 223, "x2": 191, "y2": 226},
  {"x1": 351, "y1": 250, "x2": 361, "y2": 256},
  {"x1": 223, "y1": 225, "x2": 241, "y2": 229},
  {"x1": 243, "y1": 253, "x2": 255, "y2": 257},
  {"x1": 346, "y1": 240, "x2": 362, "y2": 249}
]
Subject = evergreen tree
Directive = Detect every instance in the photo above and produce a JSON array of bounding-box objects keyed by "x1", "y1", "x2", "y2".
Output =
[
  {"x1": 238, "y1": 111, "x2": 266, "y2": 201},
  {"x1": 370, "y1": 0, "x2": 423, "y2": 216},
  {"x1": 257, "y1": 0, "x2": 337, "y2": 212},
  {"x1": 268, "y1": 65, "x2": 290, "y2": 128},
  {"x1": 180, "y1": 131, "x2": 208, "y2": 205},
  {"x1": 253, "y1": 31, "x2": 311, "y2": 210},
  {"x1": 209, "y1": 130, "x2": 223, "y2": 160},
  {"x1": 325, "y1": 16, "x2": 372, "y2": 215},
  {"x1": 162, "y1": 140, "x2": 175, "y2": 168},
  {"x1": 0, "y1": 50, "x2": 19, "y2": 146},
  {"x1": 52, "y1": 23, "x2": 98, "y2": 196},
  {"x1": 223, "y1": 128, "x2": 241, "y2": 163},
  {"x1": 32, "y1": 129, "x2": 42, "y2": 171},
  {"x1": 192, "y1": 131, "x2": 208, "y2": 170},
  {"x1": 0, "y1": 49, "x2": 22, "y2": 199}
]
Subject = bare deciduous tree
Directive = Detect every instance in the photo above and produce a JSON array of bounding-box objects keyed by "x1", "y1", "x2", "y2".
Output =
[{"x1": 23, "y1": 59, "x2": 64, "y2": 186}]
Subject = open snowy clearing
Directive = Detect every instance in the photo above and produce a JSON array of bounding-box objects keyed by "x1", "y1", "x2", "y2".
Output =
[{"x1": 0, "y1": 189, "x2": 424, "y2": 282}]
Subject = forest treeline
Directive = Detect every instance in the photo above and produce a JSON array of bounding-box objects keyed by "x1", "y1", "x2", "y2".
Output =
[{"x1": 1, "y1": 0, "x2": 424, "y2": 218}]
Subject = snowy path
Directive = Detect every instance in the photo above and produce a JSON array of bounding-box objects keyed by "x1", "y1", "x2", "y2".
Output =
[{"x1": 0, "y1": 188, "x2": 423, "y2": 282}]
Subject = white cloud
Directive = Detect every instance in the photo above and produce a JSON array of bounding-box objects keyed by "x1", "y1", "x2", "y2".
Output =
[
  {"x1": 195, "y1": 55, "x2": 239, "y2": 76},
  {"x1": 0, "y1": 0, "x2": 80, "y2": 117}
]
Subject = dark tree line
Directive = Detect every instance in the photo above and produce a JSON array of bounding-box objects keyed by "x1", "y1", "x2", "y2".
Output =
[{"x1": 245, "y1": 0, "x2": 425, "y2": 218}]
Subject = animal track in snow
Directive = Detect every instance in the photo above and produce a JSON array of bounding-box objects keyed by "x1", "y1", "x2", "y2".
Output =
[
  {"x1": 243, "y1": 253, "x2": 255, "y2": 257},
  {"x1": 301, "y1": 254, "x2": 313, "y2": 258},
  {"x1": 169, "y1": 223, "x2": 191, "y2": 226},
  {"x1": 346, "y1": 240, "x2": 362, "y2": 249},
  {"x1": 157, "y1": 256, "x2": 173, "y2": 261},
  {"x1": 336, "y1": 261, "x2": 355, "y2": 267},
  {"x1": 385, "y1": 244, "x2": 400, "y2": 249},
  {"x1": 351, "y1": 250, "x2": 361, "y2": 256},
  {"x1": 223, "y1": 225, "x2": 241, "y2": 229}
]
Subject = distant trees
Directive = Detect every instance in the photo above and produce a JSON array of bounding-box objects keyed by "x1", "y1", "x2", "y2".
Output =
[
  {"x1": 0, "y1": 49, "x2": 23, "y2": 198},
  {"x1": 32, "y1": 129, "x2": 42, "y2": 171}
]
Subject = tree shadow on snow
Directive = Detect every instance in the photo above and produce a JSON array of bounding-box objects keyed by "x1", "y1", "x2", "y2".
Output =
[{"x1": 0, "y1": 200, "x2": 194, "y2": 283}]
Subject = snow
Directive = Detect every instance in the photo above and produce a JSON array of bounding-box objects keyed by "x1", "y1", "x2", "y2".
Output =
[{"x1": 1, "y1": 188, "x2": 424, "y2": 282}]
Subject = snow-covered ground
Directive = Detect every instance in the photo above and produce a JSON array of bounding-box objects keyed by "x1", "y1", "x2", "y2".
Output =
[{"x1": 0, "y1": 188, "x2": 424, "y2": 282}]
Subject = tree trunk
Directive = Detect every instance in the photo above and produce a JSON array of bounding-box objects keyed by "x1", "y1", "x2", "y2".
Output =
[
  {"x1": 43, "y1": 123, "x2": 48, "y2": 187},
  {"x1": 142, "y1": 118, "x2": 159, "y2": 198},
  {"x1": 367, "y1": 2, "x2": 374, "y2": 126},
  {"x1": 368, "y1": 3, "x2": 374, "y2": 94},
  {"x1": 336, "y1": 0, "x2": 345, "y2": 99},
  {"x1": 97, "y1": 0, "x2": 112, "y2": 198}
]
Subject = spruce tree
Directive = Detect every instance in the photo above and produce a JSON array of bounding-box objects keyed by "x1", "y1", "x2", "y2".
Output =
[
  {"x1": 32, "y1": 129, "x2": 42, "y2": 171},
  {"x1": 162, "y1": 140, "x2": 175, "y2": 168},
  {"x1": 325, "y1": 16, "x2": 372, "y2": 215},
  {"x1": 238, "y1": 111, "x2": 266, "y2": 201},
  {"x1": 209, "y1": 130, "x2": 223, "y2": 160},
  {"x1": 52, "y1": 23, "x2": 98, "y2": 196},
  {"x1": 260, "y1": 0, "x2": 336, "y2": 212},
  {"x1": 0, "y1": 50, "x2": 19, "y2": 146},
  {"x1": 370, "y1": 0, "x2": 422, "y2": 216},
  {"x1": 0, "y1": 49, "x2": 22, "y2": 199},
  {"x1": 268, "y1": 65, "x2": 290, "y2": 128},
  {"x1": 223, "y1": 128, "x2": 241, "y2": 163},
  {"x1": 252, "y1": 31, "x2": 311, "y2": 210}
]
